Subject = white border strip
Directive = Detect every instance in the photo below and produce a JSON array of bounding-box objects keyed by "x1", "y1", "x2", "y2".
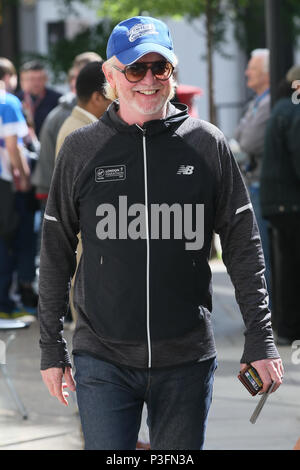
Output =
[
  {"x1": 235, "y1": 203, "x2": 252, "y2": 215},
  {"x1": 44, "y1": 213, "x2": 58, "y2": 222}
]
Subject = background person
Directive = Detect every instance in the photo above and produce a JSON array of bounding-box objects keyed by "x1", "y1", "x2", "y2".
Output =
[
  {"x1": 17, "y1": 60, "x2": 62, "y2": 138},
  {"x1": 55, "y1": 60, "x2": 111, "y2": 327},
  {"x1": 31, "y1": 52, "x2": 102, "y2": 206},
  {"x1": 39, "y1": 17, "x2": 283, "y2": 450},
  {"x1": 260, "y1": 65, "x2": 300, "y2": 345},
  {"x1": 0, "y1": 57, "x2": 37, "y2": 318},
  {"x1": 55, "y1": 61, "x2": 110, "y2": 155},
  {"x1": 234, "y1": 48, "x2": 272, "y2": 305}
]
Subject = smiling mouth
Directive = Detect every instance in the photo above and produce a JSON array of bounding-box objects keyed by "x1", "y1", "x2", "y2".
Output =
[{"x1": 136, "y1": 90, "x2": 160, "y2": 95}]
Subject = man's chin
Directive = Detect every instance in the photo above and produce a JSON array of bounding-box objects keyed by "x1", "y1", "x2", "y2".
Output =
[{"x1": 132, "y1": 98, "x2": 168, "y2": 117}]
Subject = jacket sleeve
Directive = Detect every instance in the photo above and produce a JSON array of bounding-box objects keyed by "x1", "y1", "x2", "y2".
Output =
[
  {"x1": 38, "y1": 136, "x2": 80, "y2": 370},
  {"x1": 213, "y1": 136, "x2": 279, "y2": 363}
]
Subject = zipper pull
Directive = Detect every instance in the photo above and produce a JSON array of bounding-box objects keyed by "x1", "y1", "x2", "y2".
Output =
[{"x1": 136, "y1": 124, "x2": 146, "y2": 136}]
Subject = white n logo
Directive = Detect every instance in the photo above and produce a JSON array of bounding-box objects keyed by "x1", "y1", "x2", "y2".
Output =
[{"x1": 177, "y1": 165, "x2": 194, "y2": 175}]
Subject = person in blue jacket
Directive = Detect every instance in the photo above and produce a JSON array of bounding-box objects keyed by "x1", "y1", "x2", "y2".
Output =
[{"x1": 0, "y1": 57, "x2": 38, "y2": 317}]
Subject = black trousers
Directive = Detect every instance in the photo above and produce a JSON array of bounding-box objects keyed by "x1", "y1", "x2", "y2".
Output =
[
  {"x1": 0, "y1": 179, "x2": 19, "y2": 242},
  {"x1": 268, "y1": 213, "x2": 300, "y2": 340}
]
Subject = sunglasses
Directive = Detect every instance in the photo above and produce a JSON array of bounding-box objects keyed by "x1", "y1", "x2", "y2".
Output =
[{"x1": 113, "y1": 60, "x2": 174, "y2": 83}]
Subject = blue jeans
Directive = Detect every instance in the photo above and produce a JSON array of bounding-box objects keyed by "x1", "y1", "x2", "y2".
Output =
[
  {"x1": 0, "y1": 191, "x2": 38, "y2": 311},
  {"x1": 74, "y1": 354, "x2": 217, "y2": 450}
]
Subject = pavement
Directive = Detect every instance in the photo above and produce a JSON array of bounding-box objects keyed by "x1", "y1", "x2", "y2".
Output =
[{"x1": 0, "y1": 258, "x2": 299, "y2": 451}]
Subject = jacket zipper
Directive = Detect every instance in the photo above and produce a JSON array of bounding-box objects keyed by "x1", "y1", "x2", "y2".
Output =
[{"x1": 136, "y1": 125, "x2": 152, "y2": 368}]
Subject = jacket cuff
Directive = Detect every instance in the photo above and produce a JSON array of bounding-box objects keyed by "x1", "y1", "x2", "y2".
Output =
[
  {"x1": 240, "y1": 331, "x2": 280, "y2": 364},
  {"x1": 40, "y1": 341, "x2": 72, "y2": 370}
]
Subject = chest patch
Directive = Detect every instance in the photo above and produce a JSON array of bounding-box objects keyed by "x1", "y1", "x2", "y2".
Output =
[{"x1": 95, "y1": 165, "x2": 126, "y2": 182}]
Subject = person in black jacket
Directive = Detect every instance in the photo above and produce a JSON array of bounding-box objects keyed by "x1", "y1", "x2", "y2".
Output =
[
  {"x1": 39, "y1": 16, "x2": 283, "y2": 450},
  {"x1": 17, "y1": 61, "x2": 61, "y2": 138},
  {"x1": 260, "y1": 65, "x2": 300, "y2": 345}
]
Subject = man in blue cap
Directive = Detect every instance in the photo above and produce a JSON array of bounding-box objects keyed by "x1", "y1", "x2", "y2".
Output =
[
  {"x1": 102, "y1": 16, "x2": 178, "y2": 125},
  {"x1": 39, "y1": 16, "x2": 283, "y2": 450}
]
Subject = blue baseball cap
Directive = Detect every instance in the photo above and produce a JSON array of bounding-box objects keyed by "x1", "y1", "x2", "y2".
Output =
[{"x1": 106, "y1": 16, "x2": 176, "y2": 66}]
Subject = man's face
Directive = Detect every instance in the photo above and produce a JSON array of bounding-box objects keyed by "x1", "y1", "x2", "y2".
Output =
[
  {"x1": 245, "y1": 56, "x2": 269, "y2": 94},
  {"x1": 106, "y1": 52, "x2": 174, "y2": 125},
  {"x1": 28, "y1": 69, "x2": 48, "y2": 96}
]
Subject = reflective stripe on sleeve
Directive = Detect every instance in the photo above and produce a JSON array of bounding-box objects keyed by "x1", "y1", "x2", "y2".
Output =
[
  {"x1": 44, "y1": 213, "x2": 58, "y2": 222},
  {"x1": 235, "y1": 203, "x2": 252, "y2": 215}
]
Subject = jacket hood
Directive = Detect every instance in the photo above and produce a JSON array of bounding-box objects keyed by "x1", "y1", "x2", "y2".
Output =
[{"x1": 101, "y1": 100, "x2": 189, "y2": 136}]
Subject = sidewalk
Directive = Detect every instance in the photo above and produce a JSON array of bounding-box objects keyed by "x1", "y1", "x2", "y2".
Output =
[
  {"x1": 206, "y1": 260, "x2": 300, "y2": 450},
  {"x1": 0, "y1": 259, "x2": 299, "y2": 450}
]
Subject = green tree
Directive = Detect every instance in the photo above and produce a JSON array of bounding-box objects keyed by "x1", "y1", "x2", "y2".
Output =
[
  {"x1": 232, "y1": 0, "x2": 300, "y2": 55},
  {"x1": 46, "y1": 18, "x2": 115, "y2": 81},
  {"x1": 19, "y1": 18, "x2": 115, "y2": 82}
]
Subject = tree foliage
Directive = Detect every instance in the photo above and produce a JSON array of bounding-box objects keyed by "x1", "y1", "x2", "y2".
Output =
[
  {"x1": 21, "y1": 18, "x2": 115, "y2": 82},
  {"x1": 98, "y1": 0, "x2": 300, "y2": 51},
  {"x1": 99, "y1": 0, "x2": 229, "y2": 50},
  {"x1": 46, "y1": 18, "x2": 115, "y2": 78},
  {"x1": 231, "y1": 0, "x2": 300, "y2": 55}
]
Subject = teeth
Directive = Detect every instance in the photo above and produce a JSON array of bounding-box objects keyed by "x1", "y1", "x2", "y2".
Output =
[{"x1": 138, "y1": 90, "x2": 157, "y2": 95}]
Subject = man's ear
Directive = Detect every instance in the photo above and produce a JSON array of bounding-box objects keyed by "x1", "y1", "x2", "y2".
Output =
[
  {"x1": 102, "y1": 62, "x2": 115, "y2": 88},
  {"x1": 92, "y1": 91, "x2": 110, "y2": 106}
]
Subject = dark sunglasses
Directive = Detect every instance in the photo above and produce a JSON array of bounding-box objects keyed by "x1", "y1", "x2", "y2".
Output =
[{"x1": 113, "y1": 60, "x2": 174, "y2": 83}]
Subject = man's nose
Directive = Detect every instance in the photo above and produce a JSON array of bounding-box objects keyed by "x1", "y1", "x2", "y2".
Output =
[{"x1": 141, "y1": 67, "x2": 157, "y2": 84}]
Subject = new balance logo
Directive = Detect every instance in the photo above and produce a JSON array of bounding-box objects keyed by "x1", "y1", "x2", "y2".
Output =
[{"x1": 177, "y1": 165, "x2": 194, "y2": 175}]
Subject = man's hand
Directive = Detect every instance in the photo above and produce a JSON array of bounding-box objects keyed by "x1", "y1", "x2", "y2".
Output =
[
  {"x1": 41, "y1": 367, "x2": 76, "y2": 406},
  {"x1": 5, "y1": 135, "x2": 31, "y2": 191},
  {"x1": 240, "y1": 358, "x2": 284, "y2": 394},
  {"x1": 13, "y1": 169, "x2": 31, "y2": 192}
]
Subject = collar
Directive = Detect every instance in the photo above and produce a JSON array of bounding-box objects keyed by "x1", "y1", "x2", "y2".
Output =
[
  {"x1": 102, "y1": 100, "x2": 189, "y2": 136},
  {"x1": 254, "y1": 88, "x2": 270, "y2": 105},
  {"x1": 74, "y1": 105, "x2": 98, "y2": 122}
]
